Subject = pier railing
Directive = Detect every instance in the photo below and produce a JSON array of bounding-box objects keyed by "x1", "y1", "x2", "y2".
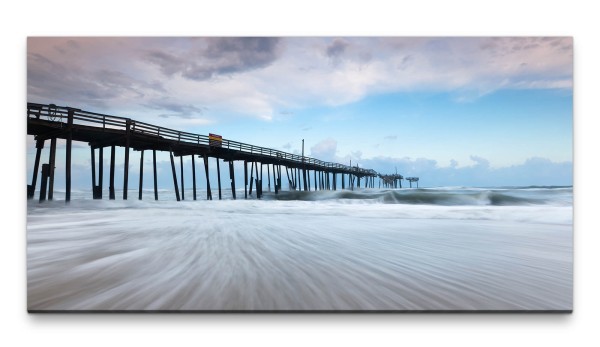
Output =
[{"x1": 27, "y1": 103, "x2": 377, "y2": 176}]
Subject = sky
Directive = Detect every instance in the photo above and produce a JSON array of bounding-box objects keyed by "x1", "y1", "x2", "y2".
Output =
[{"x1": 26, "y1": 37, "x2": 573, "y2": 189}]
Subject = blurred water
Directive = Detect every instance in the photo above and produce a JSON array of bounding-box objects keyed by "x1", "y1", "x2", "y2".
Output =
[{"x1": 27, "y1": 187, "x2": 573, "y2": 311}]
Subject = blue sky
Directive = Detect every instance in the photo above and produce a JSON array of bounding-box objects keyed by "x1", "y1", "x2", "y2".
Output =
[{"x1": 27, "y1": 37, "x2": 573, "y2": 188}]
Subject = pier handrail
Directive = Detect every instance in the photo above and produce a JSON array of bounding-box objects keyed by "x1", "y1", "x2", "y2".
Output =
[{"x1": 27, "y1": 102, "x2": 378, "y2": 176}]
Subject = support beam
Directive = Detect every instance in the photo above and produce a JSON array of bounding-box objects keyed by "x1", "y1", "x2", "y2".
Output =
[
  {"x1": 123, "y1": 119, "x2": 131, "y2": 200},
  {"x1": 192, "y1": 155, "x2": 197, "y2": 200},
  {"x1": 169, "y1": 151, "x2": 181, "y2": 201},
  {"x1": 28, "y1": 139, "x2": 44, "y2": 199},
  {"x1": 138, "y1": 150, "x2": 144, "y2": 200},
  {"x1": 314, "y1": 170, "x2": 317, "y2": 191},
  {"x1": 48, "y1": 138, "x2": 57, "y2": 200},
  {"x1": 244, "y1": 161, "x2": 248, "y2": 199},
  {"x1": 258, "y1": 163, "x2": 263, "y2": 198},
  {"x1": 65, "y1": 109, "x2": 74, "y2": 202},
  {"x1": 91, "y1": 146, "x2": 96, "y2": 198},
  {"x1": 229, "y1": 161, "x2": 236, "y2": 200},
  {"x1": 203, "y1": 155, "x2": 212, "y2": 200},
  {"x1": 109, "y1": 145, "x2": 115, "y2": 200},
  {"x1": 216, "y1": 158, "x2": 222, "y2": 200},
  {"x1": 273, "y1": 164, "x2": 278, "y2": 194},
  {"x1": 285, "y1": 166, "x2": 291, "y2": 190},
  {"x1": 249, "y1": 161, "x2": 254, "y2": 195},
  {"x1": 333, "y1": 173, "x2": 336, "y2": 191},
  {"x1": 278, "y1": 165, "x2": 282, "y2": 191},
  {"x1": 98, "y1": 146, "x2": 103, "y2": 199},
  {"x1": 303, "y1": 168, "x2": 308, "y2": 192},
  {"x1": 180, "y1": 156, "x2": 185, "y2": 200},
  {"x1": 39, "y1": 164, "x2": 50, "y2": 202},
  {"x1": 267, "y1": 164, "x2": 271, "y2": 192},
  {"x1": 306, "y1": 168, "x2": 310, "y2": 192},
  {"x1": 153, "y1": 149, "x2": 158, "y2": 200}
]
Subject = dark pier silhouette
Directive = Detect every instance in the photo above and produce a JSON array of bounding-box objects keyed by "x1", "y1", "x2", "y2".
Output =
[
  {"x1": 27, "y1": 103, "x2": 393, "y2": 202},
  {"x1": 378, "y1": 174, "x2": 404, "y2": 189},
  {"x1": 406, "y1": 177, "x2": 419, "y2": 188}
]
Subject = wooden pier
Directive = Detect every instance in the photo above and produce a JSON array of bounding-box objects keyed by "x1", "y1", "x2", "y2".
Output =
[
  {"x1": 378, "y1": 174, "x2": 404, "y2": 189},
  {"x1": 27, "y1": 103, "x2": 385, "y2": 202}
]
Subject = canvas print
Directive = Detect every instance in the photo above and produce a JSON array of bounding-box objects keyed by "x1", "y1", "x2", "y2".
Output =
[{"x1": 26, "y1": 37, "x2": 573, "y2": 312}]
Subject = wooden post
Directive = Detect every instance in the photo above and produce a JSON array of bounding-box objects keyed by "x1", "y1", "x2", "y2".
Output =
[
  {"x1": 123, "y1": 119, "x2": 131, "y2": 200},
  {"x1": 333, "y1": 173, "x2": 337, "y2": 190},
  {"x1": 65, "y1": 109, "x2": 74, "y2": 202},
  {"x1": 28, "y1": 139, "x2": 44, "y2": 199},
  {"x1": 170, "y1": 151, "x2": 180, "y2": 201},
  {"x1": 303, "y1": 168, "x2": 308, "y2": 191},
  {"x1": 138, "y1": 150, "x2": 144, "y2": 200},
  {"x1": 285, "y1": 166, "x2": 292, "y2": 191},
  {"x1": 153, "y1": 149, "x2": 158, "y2": 200},
  {"x1": 180, "y1": 155, "x2": 185, "y2": 200},
  {"x1": 267, "y1": 164, "x2": 271, "y2": 192},
  {"x1": 216, "y1": 158, "x2": 222, "y2": 200},
  {"x1": 256, "y1": 162, "x2": 262, "y2": 198},
  {"x1": 39, "y1": 164, "x2": 50, "y2": 202},
  {"x1": 273, "y1": 164, "x2": 279, "y2": 194},
  {"x1": 91, "y1": 146, "x2": 96, "y2": 198},
  {"x1": 249, "y1": 162, "x2": 254, "y2": 195},
  {"x1": 109, "y1": 145, "x2": 115, "y2": 199},
  {"x1": 259, "y1": 163, "x2": 263, "y2": 198},
  {"x1": 48, "y1": 138, "x2": 57, "y2": 200},
  {"x1": 203, "y1": 155, "x2": 212, "y2": 200},
  {"x1": 306, "y1": 169, "x2": 311, "y2": 191},
  {"x1": 244, "y1": 161, "x2": 248, "y2": 199},
  {"x1": 314, "y1": 170, "x2": 317, "y2": 191},
  {"x1": 229, "y1": 161, "x2": 236, "y2": 200},
  {"x1": 98, "y1": 146, "x2": 103, "y2": 199},
  {"x1": 192, "y1": 155, "x2": 197, "y2": 200},
  {"x1": 278, "y1": 165, "x2": 282, "y2": 191}
]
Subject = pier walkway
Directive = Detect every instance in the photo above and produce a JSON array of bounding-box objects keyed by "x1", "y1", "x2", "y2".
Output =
[{"x1": 27, "y1": 103, "x2": 384, "y2": 202}]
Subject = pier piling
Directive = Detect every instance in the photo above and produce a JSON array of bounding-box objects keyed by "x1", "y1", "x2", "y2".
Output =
[
  {"x1": 48, "y1": 138, "x2": 56, "y2": 200},
  {"x1": 170, "y1": 151, "x2": 181, "y2": 201},
  {"x1": 216, "y1": 158, "x2": 222, "y2": 200},
  {"x1": 39, "y1": 164, "x2": 50, "y2": 202},
  {"x1": 109, "y1": 145, "x2": 115, "y2": 200},
  {"x1": 192, "y1": 155, "x2": 197, "y2": 200},
  {"x1": 229, "y1": 161, "x2": 236, "y2": 200},
  {"x1": 65, "y1": 109, "x2": 73, "y2": 202},
  {"x1": 153, "y1": 149, "x2": 158, "y2": 200},
  {"x1": 203, "y1": 155, "x2": 212, "y2": 200},
  {"x1": 244, "y1": 161, "x2": 248, "y2": 199},
  {"x1": 138, "y1": 150, "x2": 144, "y2": 200},
  {"x1": 180, "y1": 156, "x2": 185, "y2": 200},
  {"x1": 28, "y1": 139, "x2": 44, "y2": 199},
  {"x1": 123, "y1": 119, "x2": 131, "y2": 200}
]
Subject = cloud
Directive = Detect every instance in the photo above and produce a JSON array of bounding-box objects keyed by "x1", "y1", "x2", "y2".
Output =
[
  {"x1": 310, "y1": 138, "x2": 338, "y2": 161},
  {"x1": 469, "y1": 155, "x2": 490, "y2": 168},
  {"x1": 325, "y1": 38, "x2": 350, "y2": 62},
  {"x1": 27, "y1": 37, "x2": 572, "y2": 123},
  {"x1": 143, "y1": 99, "x2": 207, "y2": 119},
  {"x1": 143, "y1": 37, "x2": 282, "y2": 81},
  {"x1": 384, "y1": 135, "x2": 397, "y2": 140},
  {"x1": 360, "y1": 155, "x2": 572, "y2": 187},
  {"x1": 27, "y1": 50, "x2": 165, "y2": 110}
]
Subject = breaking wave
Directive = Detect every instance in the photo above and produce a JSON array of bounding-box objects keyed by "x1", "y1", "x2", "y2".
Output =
[{"x1": 267, "y1": 187, "x2": 572, "y2": 206}]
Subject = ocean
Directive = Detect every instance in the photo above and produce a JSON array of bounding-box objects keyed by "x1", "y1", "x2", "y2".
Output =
[{"x1": 26, "y1": 186, "x2": 573, "y2": 311}]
